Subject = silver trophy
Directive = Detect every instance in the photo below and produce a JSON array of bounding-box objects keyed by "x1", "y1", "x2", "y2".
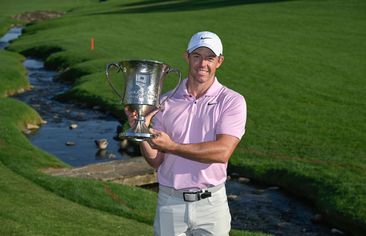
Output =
[{"x1": 105, "y1": 59, "x2": 181, "y2": 142}]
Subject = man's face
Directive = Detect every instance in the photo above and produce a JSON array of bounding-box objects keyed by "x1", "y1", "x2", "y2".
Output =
[{"x1": 185, "y1": 47, "x2": 224, "y2": 83}]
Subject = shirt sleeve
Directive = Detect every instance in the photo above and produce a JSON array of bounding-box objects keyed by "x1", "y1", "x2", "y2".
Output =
[{"x1": 216, "y1": 93, "x2": 247, "y2": 139}]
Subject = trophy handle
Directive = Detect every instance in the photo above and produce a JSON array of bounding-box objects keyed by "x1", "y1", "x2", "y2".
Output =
[
  {"x1": 105, "y1": 63, "x2": 125, "y2": 101},
  {"x1": 159, "y1": 67, "x2": 182, "y2": 107}
]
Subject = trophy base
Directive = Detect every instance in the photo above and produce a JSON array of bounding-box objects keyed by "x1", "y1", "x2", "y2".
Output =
[
  {"x1": 119, "y1": 131, "x2": 153, "y2": 142},
  {"x1": 118, "y1": 120, "x2": 152, "y2": 142}
]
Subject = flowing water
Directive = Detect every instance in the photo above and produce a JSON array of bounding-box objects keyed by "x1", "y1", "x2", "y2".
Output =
[
  {"x1": 1, "y1": 27, "x2": 340, "y2": 236},
  {"x1": 18, "y1": 58, "x2": 133, "y2": 166}
]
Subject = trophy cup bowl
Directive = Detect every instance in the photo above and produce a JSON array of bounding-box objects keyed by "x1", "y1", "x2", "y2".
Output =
[{"x1": 106, "y1": 59, "x2": 181, "y2": 142}]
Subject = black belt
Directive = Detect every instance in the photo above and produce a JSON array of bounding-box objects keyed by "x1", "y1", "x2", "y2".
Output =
[{"x1": 159, "y1": 183, "x2": 224, "y2": 202}]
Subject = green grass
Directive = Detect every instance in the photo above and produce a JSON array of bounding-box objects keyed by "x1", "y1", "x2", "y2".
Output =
[
  {"x1": 0, "y1": 51, "x2": 29, "y2": 97},
  {"x1": 0, "y1": 0, "x2": 365, "y2": 235},
  {"x1": 0, "y1": 162, "x2": 153, "y2": 236}
]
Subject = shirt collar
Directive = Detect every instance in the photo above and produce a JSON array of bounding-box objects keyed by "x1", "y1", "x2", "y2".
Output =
[{"x1": 174, "y1": 77, "x2": 223, "y2": 98}]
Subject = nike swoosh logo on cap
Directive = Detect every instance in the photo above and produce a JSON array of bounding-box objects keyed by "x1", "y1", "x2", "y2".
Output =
[{"x1": 200, "y1": 37, "x2": 211, "y2": 40}]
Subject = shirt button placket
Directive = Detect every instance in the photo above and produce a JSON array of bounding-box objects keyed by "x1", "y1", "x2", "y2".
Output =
[{"x1": 192, "y1": 99, "x2": 197, "y2": 115}]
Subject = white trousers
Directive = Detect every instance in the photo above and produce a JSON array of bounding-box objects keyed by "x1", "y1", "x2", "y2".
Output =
[{"x1": 154, "y1": 185, "x2": 231, "y2": 236}]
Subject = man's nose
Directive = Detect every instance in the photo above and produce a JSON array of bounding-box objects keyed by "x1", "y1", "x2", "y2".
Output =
[{"x1": 199, "y1": 58, "x2": 209, "y2": 66}]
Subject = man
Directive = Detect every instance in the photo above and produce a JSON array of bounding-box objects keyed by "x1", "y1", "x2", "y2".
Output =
[{"x1": 126, "y1": 31, "x2": 247, "y2": 236}]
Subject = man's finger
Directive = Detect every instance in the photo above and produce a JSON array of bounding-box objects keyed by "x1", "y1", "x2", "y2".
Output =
[
  {"x1": 146, "y1": 109, "x2": 159, "y2": 119},
  {"x1": 149, "y1": 128, "x2": 159, "y2": 135},
  {"x1": 149, "y1": 128, "x2": 161, "y2": 139}
]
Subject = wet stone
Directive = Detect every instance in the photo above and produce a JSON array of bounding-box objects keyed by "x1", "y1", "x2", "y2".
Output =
[
  {"x1": 227, "y1": 194, "x2": 239, "y2": 201},
  {"x1": 252, "y1": 189, "x2": 266, "y2": 195},
  {"x1": 119, "y1": 139, "x2": 129, "y2": 149},
  {"x1": 32, "y1": 104, "x2": 41, "y2": 108},
  {"x1": 108, "y1": 153, "x2": 116, "y2": 159},
  {"x1": 69, "y1": 123, "x2": 78, "y2": 129},
  {"x1": 331, "y1": 228, "x2": 344, "y2": 235},
  {"x1": 230, "y1": 172, "x2": 240, "y2": 178},
  {"x1": 266, "y1": 186, "x2": 280, "y2": 191},
  {"x1": 22, "y1": 129, "x2": 32, "y2": 135},
  {"x1": 65, "y1": 141, "x2": 75, "y2": 146},
  {"x1": 238, "y1": 177, "x2": 250, "y2": 183},
  {"x1": 95, "y1": 139, "x2": 108, "y2": 150},
  {"x1": 17, "y1": 88, "x2": 25, "y2": 93},
  {"x1": 26, "y1": 123, "x2": 39, "y2": 130}
]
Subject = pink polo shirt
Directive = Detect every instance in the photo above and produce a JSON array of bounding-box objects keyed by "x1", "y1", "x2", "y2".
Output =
[{"x1": 153, "y1": 77, "x2": 247, "y2": 190}]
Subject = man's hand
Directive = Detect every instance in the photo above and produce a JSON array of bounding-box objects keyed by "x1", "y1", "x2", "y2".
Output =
[
  {"x1": 124, "y1": 107, "x2": 159, "y2": 127},
  {"x1": 124, "y1": 107, "x2": 137, "y2": 127},
  {"x1": 124, "y1": 109, "x2": 163, "y2": 169},
  {"x1": 148, "y1": 128, "x2": 177, "y2": 152}
]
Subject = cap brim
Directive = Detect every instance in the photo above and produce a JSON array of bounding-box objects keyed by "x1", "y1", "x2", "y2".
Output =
[{"x1": 188, "y1": 44, "x2": 221, "y2": 56}]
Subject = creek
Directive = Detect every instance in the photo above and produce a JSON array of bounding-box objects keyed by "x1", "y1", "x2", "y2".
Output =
[{"x1": 1, "y1": 27, "x2": 338, "y2": 236}]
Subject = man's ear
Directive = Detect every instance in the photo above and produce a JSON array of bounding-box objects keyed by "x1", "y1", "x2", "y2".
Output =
[
  {"x1": 216, "y1": 55, "x2": 224, "y2": 68},
  {"x1": 183, "y1": 51, "x2": 189, "y2": 63}
]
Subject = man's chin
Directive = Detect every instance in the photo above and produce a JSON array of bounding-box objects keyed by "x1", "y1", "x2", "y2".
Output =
[{"x1": 196, "y1": 72, "x2": 210, "y2": 78}]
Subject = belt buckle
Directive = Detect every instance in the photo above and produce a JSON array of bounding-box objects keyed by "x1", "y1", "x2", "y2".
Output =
[
  {"x1": 183, "y1": 190, "x2": 212, "y2": 202},
  {"x1": 183, "y1": 191, "x2": 201, "y2": 202}
]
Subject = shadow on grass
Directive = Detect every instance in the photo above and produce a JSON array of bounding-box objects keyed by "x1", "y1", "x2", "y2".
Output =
[{"x1": 96, "y1": 0, "x2": 292, "y2": 14}]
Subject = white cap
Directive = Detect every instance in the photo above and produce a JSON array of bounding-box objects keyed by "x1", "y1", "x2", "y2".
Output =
[{"x1": 187, "y1": 31, "x2": 223, "y2": 56}]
